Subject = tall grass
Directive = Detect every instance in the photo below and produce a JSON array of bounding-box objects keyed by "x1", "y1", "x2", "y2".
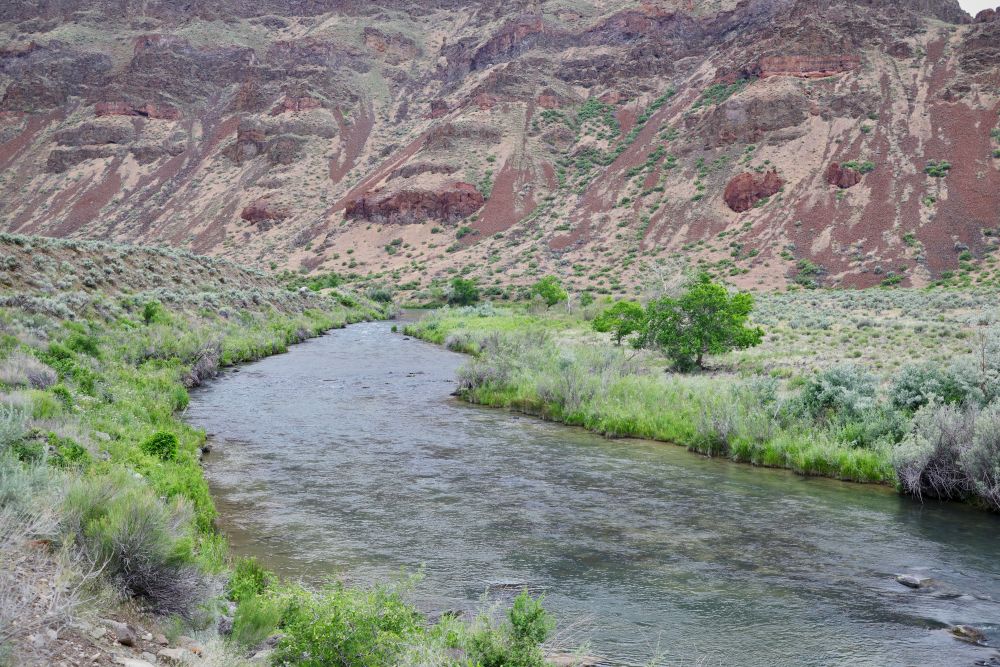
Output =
[
  {"x1": 0, "y1": 265, "x2": 391, "y2": 658},
  {"x1": 407, "y1": 308, "x2": 896, "y2": 484}
]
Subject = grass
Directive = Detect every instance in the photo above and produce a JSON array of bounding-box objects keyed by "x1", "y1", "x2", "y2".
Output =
[
  {"x1": 0, "y1": 236, "x2": 567, "y2": 666},
  {"x1": 404, "y1": 292, "x2": 1000, "y2": 490},
  {"x1": 0, "y1": 237, "x2": 402, "y2": 661}
]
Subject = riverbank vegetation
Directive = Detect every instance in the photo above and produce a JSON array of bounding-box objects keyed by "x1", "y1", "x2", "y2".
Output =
[
  {"x1": 0, "y1": 235, "x2": 560, "y2": 666},
  {"x1": 404, "y1": 279, "x2": 1000, "y2": 512}
]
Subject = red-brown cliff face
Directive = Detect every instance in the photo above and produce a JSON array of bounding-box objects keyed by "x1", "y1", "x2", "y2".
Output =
[
  {"x1": 345, "y1": 182, "x2": 485, "y2": 225},
  {"x1": 0, "y1": 0, "x2": 994, "y2": 291},
  {"x1": 756, "y1": 55, "x2": 861, "y2": 78},
  {"x1": 724, "y1": 171, "x2": 785, "y2": 212},
  {"x1": 95, "y1": 101, "x2": 181, "y2": 120}
]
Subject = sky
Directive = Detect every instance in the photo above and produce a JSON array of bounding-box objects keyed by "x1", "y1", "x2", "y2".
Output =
[{"x1": 960, "y1": 0, "x2": 996, "y2": 13}]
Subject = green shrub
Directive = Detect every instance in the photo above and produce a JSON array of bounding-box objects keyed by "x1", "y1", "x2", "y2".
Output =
[
  {"x1": 468, "y1": 591, "x2": 553, "y2": 667},
  {"x1": 227, "y1": 557, "x2": 274, "y2": 603},
  {"x1": 142, "y1": 300, "x2": 167, "y2": 325},
  {"x1": 231, "y1": 592, "x2": 285, "y2": 647},
  {"x1": 272, "y1": 583, "x2": 423, "y2": 667},
  {"x1": 64, "y1": 475, "x2": 205, "y2": 616},
  {"x1": 47, "y1": 433, "x2": 90, "y2": 468},
  {"x1": 891, "y1": 362, "x2": 969, "y2": 411},
  {"x1": 924, "y1": 160, "x2": 952, "y2": 178},
  {"x1": 140, "y1": 431, "x2": 179, "y2": 461},
  {"x1": 592, "y1": 301, "x2": 646, "y2": 346},
  {"x1": 801, "y1": 365, "x2": 877, "y2": 422},
  {"x1": 66, "y1": 331, "x2": 101, "y2": 358},
  {"x1": 448, "y1": 277, "x2": 480, "y2": 307}
]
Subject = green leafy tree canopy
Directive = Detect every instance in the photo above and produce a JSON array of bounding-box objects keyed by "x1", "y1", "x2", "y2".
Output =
[
  {"x1": 531, "y1": 276, "x2": 567, "y2": 307},
  {"x1": 592, "y1": 300, "x2": 646, "y2": 346},
  {"x1": 448, "y1": 277, "x2": 480, "y2": 306},
  {"x1": 641, "y1": 273, "x2": 764, "y2": 371}
]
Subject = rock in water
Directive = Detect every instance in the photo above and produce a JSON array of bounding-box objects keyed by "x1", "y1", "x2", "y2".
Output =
[
  {"x1": 896, "y1": 574, "x2": 932, "y2": 589},
  {"x1": 951, "y1": 625, "x2": 987, "y2": 644}
]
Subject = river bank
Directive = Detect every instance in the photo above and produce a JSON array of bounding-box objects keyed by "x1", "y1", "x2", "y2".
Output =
[
  {"x1": 402, "y1": 299, "x2": 1000, "y2": 513},
  {"x1": 191, "y1": 318, "x2": 1000, "y2": 667}
]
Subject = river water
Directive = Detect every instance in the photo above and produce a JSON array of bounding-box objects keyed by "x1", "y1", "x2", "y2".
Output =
[{"x1": 186, "y1": 320, "x2": 1000, "y2": 666}]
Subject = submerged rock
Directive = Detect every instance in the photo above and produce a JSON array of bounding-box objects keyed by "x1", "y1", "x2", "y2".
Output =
[
  {"x1": 896, "y1": 574, "x2": 932, "y2": 589},
  {"x1": 951, "y1": 625, "x2": 988, "y2": 644}
]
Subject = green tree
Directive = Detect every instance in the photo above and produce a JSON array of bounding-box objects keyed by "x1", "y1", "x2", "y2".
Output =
[
  {"x1": 592, "y1": 300, "x2": 646, "y2": 346},
  {"x1": 448, "y1": 277, "x2": 480, "y2": 306},
  {"x1": 641, "y1": 273, "x2": 763, "y2": 371},
  {"x1": 531, "y1": 276, "x2": 567, "y2": 307}
]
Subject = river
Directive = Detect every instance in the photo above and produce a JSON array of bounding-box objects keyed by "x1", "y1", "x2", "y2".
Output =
[{"x1": 186, "y1": 319, "x2": 1000, "y2": 666}]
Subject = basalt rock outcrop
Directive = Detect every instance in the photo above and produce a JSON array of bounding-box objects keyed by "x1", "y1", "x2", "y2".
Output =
[
  {"x1": 345, "y1": 182, "x2": 484, "y2": 224},
  {"x1": 755, "y1": 55, "x2": 862, "y2": 79},
  {"x1": 724, "y1": 171, "x2": 784, "y2": 213},
  {"x1": 241, "y1": 198, "x2": 290, "y2": 223},
  {"x1": 95, "y1": 101, "x2": 181, "y2": 120},
  {"x1": 975, "y1": 8, "x2": 998, "y2": 23},
  {"x1": 826, "y1": 162, "x2": 862, "y2": 189}
]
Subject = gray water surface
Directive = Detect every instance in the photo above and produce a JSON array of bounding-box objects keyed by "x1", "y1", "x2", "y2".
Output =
[{"x1": 186, "y1": 320, "x2": 1000, "y2": 666}]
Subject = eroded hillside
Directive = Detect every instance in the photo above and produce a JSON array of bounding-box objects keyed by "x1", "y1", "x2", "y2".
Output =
[{"x1": 1, "y1": 0, "x2": 998, "y2": 295}]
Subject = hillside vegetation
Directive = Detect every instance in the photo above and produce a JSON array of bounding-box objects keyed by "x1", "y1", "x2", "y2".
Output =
[{"x1": 0, "y1": 236, "x2": 561, "y2": 667}]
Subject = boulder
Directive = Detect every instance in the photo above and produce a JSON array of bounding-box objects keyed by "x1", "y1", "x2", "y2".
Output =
[
  {"x1": 826, "y1": 162, "x2": 862, "y2": 189},
  {"x1": 895, "y1": 574, "x2": 932, "y2": 589},
  {"x1": 724, "y1": 170, "x2": 784, "y2": 213},
  {"x1": 950, "y1": 625, "x2": 987, "y2": 644},
  {"x1": 102, "y1": 619, "x2": 137, "y2": 647},
  {"x1": 157, "y1": 647, "x2": 190, "y2": 665},
  {"x1": 112, "y1": 658, "x2": 155, "y2": 667},
  {"x1": 241, "y1": 198, "x2": 290, "y2": 223}
]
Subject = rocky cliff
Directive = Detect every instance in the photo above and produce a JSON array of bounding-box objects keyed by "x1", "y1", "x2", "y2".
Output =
[{"x1": 1, "y1": 0, "x2": 997, "y2": 293}]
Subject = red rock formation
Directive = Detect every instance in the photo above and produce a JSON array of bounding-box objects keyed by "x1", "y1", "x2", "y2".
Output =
[
  {"x1": 241, "y1": 198, "x2": 290, "y2": 223},
  {"x1": 345, "y1": 182, "x2": 484, "y2": 224},
  {"x1": 236, "y1": 120, "x2": 266, "y2": 145},
  {"x1": 470, "y1": 15, "x2": 544, "y2": 71},
  {"x1": 428, "y1": 99, "x2": 449, "y2": 118},
  {"x1": 271, "y1": 96, "x2": 321, "y2": 115},
  {"x1": 472, "y1": 93, "x2": 498, "y2": 110},
  {"x1": 724, "y1": 170, "x2": 784, "y2": 213},
  {"x1": 756, "y1": 55, "x2": 861, "y2": 79},
  {"x1": 599, "y1": 91, "x2": 625, "y2": 105},
  {"x1": 887, "y1": 41, "x2": 914, "y2": 58},
  {"x1": 974, "y1": 8, "x2": 998, "y2": 23},
  {"x1": 826, "y1": 162, "x2": 862, "y2": 189},
  {"x1": 95, "y1": 101, "x2": 180, "y2": 120}
]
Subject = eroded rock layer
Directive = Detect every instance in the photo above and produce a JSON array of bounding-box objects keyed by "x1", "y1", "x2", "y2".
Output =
[{"x1": 0, "y1": 0, "x2": 997, "y2": 290}]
